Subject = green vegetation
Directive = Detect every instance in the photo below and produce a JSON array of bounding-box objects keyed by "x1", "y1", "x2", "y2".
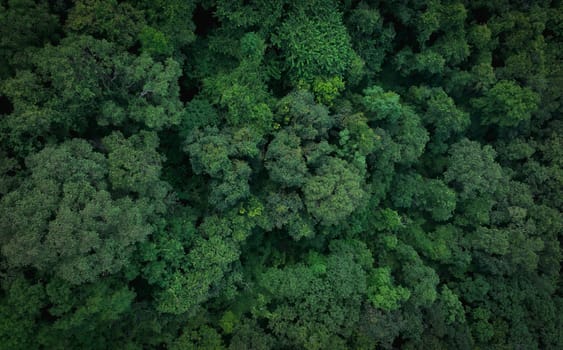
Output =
[{"x1": 0, "y1": 1, "x2": 561, "y2": 349}]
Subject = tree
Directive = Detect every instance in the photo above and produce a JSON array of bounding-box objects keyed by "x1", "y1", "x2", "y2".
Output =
[
  {"x1": 367, "y1": 267, "x2": 411, "y2": 311},
  {"x1": 472, "y1": 80, "x2": 540, "y2": 127},
  {"x1": 0, "y1": 35, "x2": 184, "y2": 156},
  {"x1": 337, "y1": 112, "x2": 378, "y2": 172},
  {"x1": 208, "y1": 160, "x2": 252, "y2": 210},
  {"x1": 170, "y1": 324, "x2": 224, "y2": 350},
  {"x1": 265, "y1": 130, "x2": 308, "y2": 187},
  {"x1": 184, "y1": 127, "x2": 232, "y2": 178},
  {"x1": 444, "y1": 138, "x2": 503, "y2": 201},
  {"x1": 0, "y1": 136, "x2": 168, "y2": 285},
  {"x1": 37, "y1": 278, "x2": 136, "y2": 349},
  {"x1": 345, "y1": 3, "x2": 395, "y2": 77},
  {"x1": 0, "y1": 275, "x2": 45, "y2": 350},
  {"x1": 410, "y1": 86, "x2": 470, "y2": 153},
  {"x1": 257, "y1": 240, "x2": 372, "y2": 349},
  {"x1": 65, "y1": 0, "x2": 144, "y2": 47},
  {"x1": 137, "y1": 0, "x2": 196, "y2": 51},
  {"x1": 116, "y1": 53, "x2": 183, "y2": 129},
  {"x1": 273, "y1": 4, "x2": 356, "y2": 84},
  {"x1": 228, "y1": 318, "x2": 275, "y2": 350},
  {"x1": 363, "y1": 86, "x2": 429, "y2": 165},
  {"x1": 184, "y1": 126, "x2": 260, "y2": 211},
  {"x1": 0, "y1": 0, "x2": 58, "y2": 78},
  {"x1": 391, "y1": 173, "x2": 456, "y2": 221},
  {"x1": 214, "y1": 0, "x2": 285, "y2": 35},
  {"x1": 277, "y1": 90, "x2": 334, "y2": 141},
  {"x1": 303, "y1": 157, "x2": 365, "y2": 226},
  {"x1": 203, "y1": 32, "x2": 273, "y2": 131},
  {"x1": 103, "y1": 131, "x2": 169, "y2": 202},
  {"x1": 263, "y1": 190, "x2": 304, "y2": 231}
]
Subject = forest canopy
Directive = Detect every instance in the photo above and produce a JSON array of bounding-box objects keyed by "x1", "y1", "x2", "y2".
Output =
[{"x1": 0, "y1": 0, "x2": 561, "y2": 349}]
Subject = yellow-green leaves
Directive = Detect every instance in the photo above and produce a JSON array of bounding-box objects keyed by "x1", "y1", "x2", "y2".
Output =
[{"x1": 367, "y1": 267, "x2": 410, "y2": 311}]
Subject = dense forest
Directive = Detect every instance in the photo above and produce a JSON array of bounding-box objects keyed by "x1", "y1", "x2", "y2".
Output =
[{"x1": 0, "y1": 0, "x2": 561, "y2": 349}]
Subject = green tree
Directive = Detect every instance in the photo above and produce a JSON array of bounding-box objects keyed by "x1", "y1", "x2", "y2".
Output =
[
  {"x1": 37, "y1": 278, "x2": 136, "y2": 349},
  {"x1": 444, "y1": 138, "x2": 503, "y2": 201},
  {"x1": 277, "y1": 90, "x2": 334, "y2": 141},
  {"x1": 65, "y1": 0, "x2": 144, "y2": 47},
  {"x1": 0, "y1": 276, "x2": 45, "y2": 350},
  {"x1": 137, "y1": 0, "x2": 196, "y2": 51},
  {"x1": 303, "y1": 157, "x2": 365, "y2": 226},
  {"x1": 257, "y1": 240, "x2": 372, "y2": 350},
  {"x1": 273, "y1": 3, "x2": 356, "y2": 84},
  {"x1": 367, "y1": 267, "x2": 411, "y2": 311},
  {"x1": 410, "y1": 86, "x2": 470, "y2": 153},
  {"x1": 203, "y1": 32, "x2": 273, "y2": 130},
  {"x1": 0, "y1": 35, "x2": 183, "y2": 155},
  {"x1": 0, "y1": 0, "x2": 58, "y2": 78},
  {"x1": 363, "y1": 86, "x2": 429, "y2": 165},
  {"x1": 472, "y1": 80, "x2": 540, "y2": 127},
  {"x1": 0, "y1": 136, "x2": 168, "y2": 285},
  {"x1": 265, "y1": 130, "x2": 308, "y2": 187},
  {"x1": 103, "y1": 131, "x2": 169, "y2": 202},
  {"x1": 345, "y1": 3, "x2": 395, "y2": 76}
]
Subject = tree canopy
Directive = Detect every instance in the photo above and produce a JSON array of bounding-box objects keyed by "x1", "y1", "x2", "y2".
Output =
[{"x1": 0, "y1": 1, "x2": 561, "y2": 349}]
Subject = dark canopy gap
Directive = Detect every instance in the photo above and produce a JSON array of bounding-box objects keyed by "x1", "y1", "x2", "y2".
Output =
[
  {"x1": 179, "y1": 74, "x2": 199, "y2": 103},
  {"x1": 0, "y1": 95, "x2": 14, "y2": 115},
  {"x1": 193, "y1": 4, "x2": 219, "y2": 37},
  {"x1": 472, "y1": 7, "x2": 491, "y2": 24}
]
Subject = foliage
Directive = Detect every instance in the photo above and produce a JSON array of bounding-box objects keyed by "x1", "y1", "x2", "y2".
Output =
[
  {"x1": 472, "y1": 79, "x2": 540, "y2": 127},
  {"x1": 273, "y1": 3, "x2": 356, "y2": 84},
  {"x1": 0, "y1": 1, "x2": 561, "y2": 349}
]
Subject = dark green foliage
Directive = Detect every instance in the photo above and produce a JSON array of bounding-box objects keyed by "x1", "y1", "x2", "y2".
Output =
[
  {"x1": 137, "y1": 0, "x2": 196, "y2": 51},
  {"x1": 202, "y1": 32, "x2": 273, "y2": 130},
  {"x1": 0, "y1": 137, "x2": 168, "y2": 285},
  {"x1": 0, "y1": 276, "x2": 45, "y2": 350},
  {"x1": 257, "y1": 240, "x2": 372, "y2": 349},
  {"x1": 472, "y1": 80, "x2": 540, "y2": 127},
  {"x1": 0, "y1": 34, "x2": 183, "y2": 154},
  {"x1": 444, "y1": 138, "x2": 503, "y2": 200},
  {"x1": 273, "y1": 1, "x2": 356, "y2": 84},
  {"x1": 346, "y1": 3, "x2": 395, "y2": 77},
  {"x1": 278, "y1": 90, "x2": 334, "y2": 140},
  {"x1": 0, "y1": 1, "x2": 561, "y2": 349},
  {"x1": 0, "y1": 0, "x2": 59, "y2": 78},
  {"x1": 265, "y1": 130, "x2": 308, "y2": 187},
  {"x1": 65, "y1": 0, "x2": 145, "y2": 47},
  {"x1": 303, "y1": 157, "x2": 366, "y2": 226}
]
